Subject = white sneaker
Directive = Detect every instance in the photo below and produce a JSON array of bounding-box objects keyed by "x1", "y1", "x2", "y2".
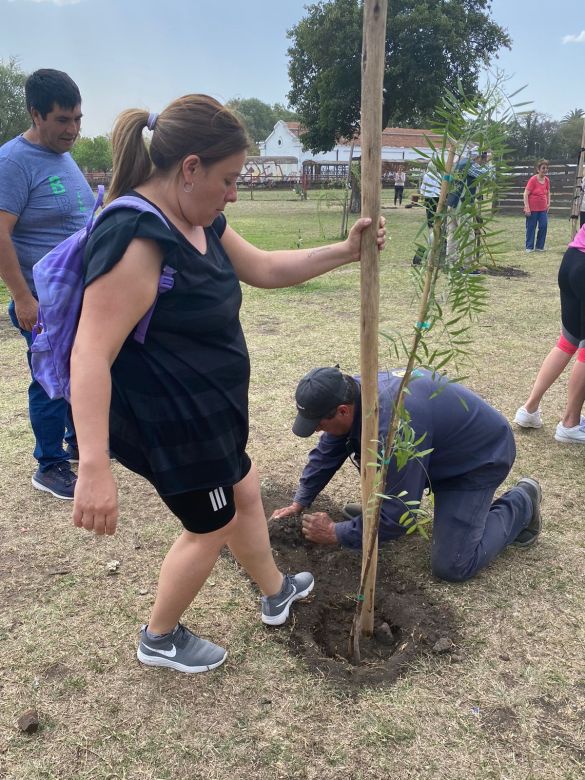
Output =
[
  {"x1": 554, "y1": 422, "x2": 585, "y2": 443},
  {"x1": 513, "y1": 406, "x2": 543, "y2": 428}
]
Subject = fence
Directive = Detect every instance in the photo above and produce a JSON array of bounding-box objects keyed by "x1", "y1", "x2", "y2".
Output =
[
  {"x1": 88, "y1": 160, "x2": 579, "y2": 214},
  {"x1": 497, "y1": 159, "x2": 578, "y2": 216}
]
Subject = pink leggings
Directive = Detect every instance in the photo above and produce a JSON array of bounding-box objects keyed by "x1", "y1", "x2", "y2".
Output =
[{"x1": 557, "y1": 333, "x2": 585, "y2": 363}]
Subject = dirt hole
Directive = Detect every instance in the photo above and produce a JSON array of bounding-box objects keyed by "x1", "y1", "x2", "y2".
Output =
[{"x1": 262, "y1": 486, "x2": 460, "y2": 690}]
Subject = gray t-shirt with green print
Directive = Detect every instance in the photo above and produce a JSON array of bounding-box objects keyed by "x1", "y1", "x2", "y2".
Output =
[{"x1": 0, "y1": 135, "x2": 94, "y2": 294}]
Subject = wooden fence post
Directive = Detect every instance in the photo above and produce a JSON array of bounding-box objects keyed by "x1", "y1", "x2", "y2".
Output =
[{"x1": 358, "y1": 0, "x2": 388, "y2": 638}]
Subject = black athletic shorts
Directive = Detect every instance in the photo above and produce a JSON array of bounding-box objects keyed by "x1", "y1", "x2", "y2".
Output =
[
  {"x1": 558, "y1": 247, "x2": 585, "y2": 344},
  {"x1": 160, "y1": 453, "x2": 252, "y2": 533}
]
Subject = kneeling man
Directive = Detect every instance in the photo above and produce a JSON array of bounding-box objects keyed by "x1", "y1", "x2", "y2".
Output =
[{"x1": 273, "y1": 367, "x2": 541, "y2": 582}]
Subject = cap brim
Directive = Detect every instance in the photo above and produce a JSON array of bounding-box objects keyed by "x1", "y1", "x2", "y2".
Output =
[{"x1": 292, "y1": 413, "x2": 320, "y2": 438}]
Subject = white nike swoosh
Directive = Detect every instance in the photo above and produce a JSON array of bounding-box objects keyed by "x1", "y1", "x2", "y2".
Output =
[
  {"x1": 142, "y1": 642, "x2": 177, "y2": 658},
  {"x1": 274, "y1": 584, "x2": 296, "y2": 608}
]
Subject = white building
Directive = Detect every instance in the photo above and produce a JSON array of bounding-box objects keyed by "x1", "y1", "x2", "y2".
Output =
[{"x1": 258, "y1": 120, "x2": 441, "y2": 171}]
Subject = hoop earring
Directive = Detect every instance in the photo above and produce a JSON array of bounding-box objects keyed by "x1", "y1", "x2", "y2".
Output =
[{"x1": 183, "y1": 182, "x2": 194, "y2": 193}]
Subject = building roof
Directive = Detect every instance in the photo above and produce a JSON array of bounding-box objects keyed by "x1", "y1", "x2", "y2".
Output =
[{"x1": 285, "y1": 121, "x2": 441, "y2": 149}]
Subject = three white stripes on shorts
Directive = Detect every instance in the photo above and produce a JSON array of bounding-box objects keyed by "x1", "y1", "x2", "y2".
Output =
[{"x1": 209, "y1": 487, "x2": 227, "y2": 512}]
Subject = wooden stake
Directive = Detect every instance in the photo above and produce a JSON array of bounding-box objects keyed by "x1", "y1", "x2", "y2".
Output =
[
  {"x1": 570, "y1": 119, "x2": 585, "y2": 238},
  {"x1": 358, "y1": 0, "x2": 388, "y2": 639}
]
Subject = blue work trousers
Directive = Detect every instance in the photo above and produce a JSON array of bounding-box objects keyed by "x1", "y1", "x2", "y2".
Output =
[
  {"x1": 430, "y1": 484, "x2": 533, "y2": 582},
  {"x1": 8, "y1": 300, "x2": 75, "y2": 471},
  {"x1": 525, "y1": 211, "x2": 548, "y2": 250}
]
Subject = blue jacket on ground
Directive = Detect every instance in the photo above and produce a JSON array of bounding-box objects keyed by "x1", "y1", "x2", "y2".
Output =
[{"x1": 293, "y1": 369, "x2": 516, "y2": 550}]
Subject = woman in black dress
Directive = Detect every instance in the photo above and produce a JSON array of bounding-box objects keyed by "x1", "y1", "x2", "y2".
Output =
[{"x1": 70, "y1": 95, "x2": 386, "y2": 673}]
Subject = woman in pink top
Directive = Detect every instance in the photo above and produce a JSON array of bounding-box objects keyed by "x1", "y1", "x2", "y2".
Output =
[
  {"x1": 523, "y1": 159, "x2": 550, "y2": 252},
  {"x1": 514, "y1": 224, "x2": 585, "y2": 442}
]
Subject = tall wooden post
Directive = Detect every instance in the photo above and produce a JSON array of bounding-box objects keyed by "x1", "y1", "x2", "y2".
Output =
[
  {"x1": 570, "y1": 119, "x2": 585, "y2": 238},
  {"x1": 359, "y1": 0, "x2": 388, "y2": 637}
]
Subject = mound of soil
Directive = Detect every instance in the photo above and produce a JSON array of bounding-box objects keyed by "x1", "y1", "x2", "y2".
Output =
[
  {"x1": 484, "y1": 265, "x2": 528, "y2": 278},
  {"x1": 263, "y1": 488, "x2": 460, "y2": 690}
]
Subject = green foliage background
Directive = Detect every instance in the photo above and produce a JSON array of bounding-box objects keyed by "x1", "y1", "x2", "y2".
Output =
[
  {"x1": 286, "y1": 0, "x2": 510, "y2": 152},
  {"x1": 0, "y1": 58, "x2": 29, "y2": 146}
]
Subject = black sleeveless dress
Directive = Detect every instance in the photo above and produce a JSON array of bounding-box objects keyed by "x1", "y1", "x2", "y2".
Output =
[{"x1": 83, "y1": 195, "x2": 250, "y2": 495}]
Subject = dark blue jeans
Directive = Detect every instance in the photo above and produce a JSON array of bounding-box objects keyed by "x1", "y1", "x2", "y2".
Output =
[
  {"x1": 8, "y1": 300, "x2": 75, "y2": 471},
  {"x1": 430, "y1": 484, "x2": 532, "y2": 582},
  {"x1": 525, "y1": 211, "x2": 548, "y2": 250}
]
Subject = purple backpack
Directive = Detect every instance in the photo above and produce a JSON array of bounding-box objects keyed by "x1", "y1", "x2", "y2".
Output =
[{"x1": 31, "y1": 185, "x2": 175, "y2": 402}]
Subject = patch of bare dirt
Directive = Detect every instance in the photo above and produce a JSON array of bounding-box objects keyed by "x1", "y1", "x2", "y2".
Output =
[
  {"x1": 263, "y1": 486, "x2": 459, "y2": 690},
  {"x1": 0, "y1": 317, "x2": 17, "y2": 342},
  {"x1": 484, "y1": 265, "x2": 528, "y2": 278}
]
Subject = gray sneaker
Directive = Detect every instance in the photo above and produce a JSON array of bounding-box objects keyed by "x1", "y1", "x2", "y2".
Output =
[
  {"x1": 512, "y1": 478, "x2": 542, "y2": 548},
  {"x1": 137, "y1": 623, "x2": 227, "y2": 673},
  {"x1": 261, "y1": 572, "x2": 314, "y2": 626}
]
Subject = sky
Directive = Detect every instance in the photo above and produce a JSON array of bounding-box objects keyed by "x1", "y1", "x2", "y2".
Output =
[{"x1": 1, "y1": 0, "x2": 584, "y2": 138}]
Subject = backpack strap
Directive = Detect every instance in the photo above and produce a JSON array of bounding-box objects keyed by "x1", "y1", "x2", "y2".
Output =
[
  {"x1": 93, "y1": 194, "x2": 176, "y2": 344},
  {"x1": 84, "y1": 185, "x2": 105, "y2": 233},
  {"x1": 133, "y1": 264, "x2": 176, "y2": 344}
]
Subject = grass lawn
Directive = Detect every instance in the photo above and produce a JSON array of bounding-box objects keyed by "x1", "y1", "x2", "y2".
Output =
[{"x1": 0, "y1": 193, "x2": 583, "y2": 779}]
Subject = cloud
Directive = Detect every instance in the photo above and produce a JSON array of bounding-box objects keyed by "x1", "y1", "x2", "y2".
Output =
[{"x1": 562, "y1": 30, "x2": 585, "y2": 44}]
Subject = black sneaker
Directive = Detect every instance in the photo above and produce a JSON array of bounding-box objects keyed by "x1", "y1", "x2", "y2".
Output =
[
  {"x1": 512, "y1": 478, "x2": 542, "y2": 547},
  {"x1": 32, "y1": 462, "x2": 77, "y2": 500},
  {"x1": 65, "y1": 444, "x2": 79, "y2": 463},
  {"x1": 261, "y1": 572, "x2": 314, "y2": 626},
  {"x1": 137, "y1": 623, "x2": 227, "y2": 673}
]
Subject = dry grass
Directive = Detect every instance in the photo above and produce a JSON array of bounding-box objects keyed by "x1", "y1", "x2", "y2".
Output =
[{"x1": 0, "y1": 193, "x2": 583, "y2": 779}]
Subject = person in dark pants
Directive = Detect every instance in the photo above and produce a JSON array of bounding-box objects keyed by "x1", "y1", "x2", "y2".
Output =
[
  {"x1": 413, "y1": 165, "x2": 442, "y2": 265},
  {"x1": 394, "y1": 166, "x2": 406, "y2": 206},
  {"x1": 0, "y1": 69, "x2": 94, "y2": 499},
  {"x1": 273, "y1": 367, "x2": 542, "y2": 583}
]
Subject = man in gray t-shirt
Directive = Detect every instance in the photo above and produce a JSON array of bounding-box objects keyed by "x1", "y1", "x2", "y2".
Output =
[{"x1": 0, "y1": 69, "x2": 94, "y2": 499}]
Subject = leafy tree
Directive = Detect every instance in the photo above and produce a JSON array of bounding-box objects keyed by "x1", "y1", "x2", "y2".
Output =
[
  {"x1": 286, "y1": 0, "x2": 511, "y2": 152},
  {"x1": 503, "y1": 112, "x2": 563, "y2": 160},
  {"x1": 227, "y1": 98, "x2": 275, "y2": 145},
  {"x1": 558, "y1": 115, "x2": 585, "y2": 160},
  {"x1": 0, "y1": 58, "x2": 30, "y2": 146},
  {"x1": 226, "y1": 98, "x2": 298, "y2": 152},
  {"x1": 272, "y1": 102, "x2": 299, "y2": 123},
  {"x1": 71, "y1": 135, "x2": 112, "y2": 171},
  {"x1": 562, "y1": 108, "x2": 584, "y2": 123},
  {"x1": 90, "y1": 135, "x2": 112, "y2": 171}
]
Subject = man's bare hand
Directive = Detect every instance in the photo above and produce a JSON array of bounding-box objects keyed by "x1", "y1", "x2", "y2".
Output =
[
  {"x1": 271, "y1": 502, "x2": 305, "y2": 520},
  {"x1": 301, "y1": 512, "x2": 338, "y2": 545},
  {"x1": 14, "y1": 296, "x2": 38, "y2": 332}
]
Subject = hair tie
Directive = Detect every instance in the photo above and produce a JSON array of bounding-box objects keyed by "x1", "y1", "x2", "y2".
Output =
[{"x1": 146, "y1": 112, "x2": 159, "y2": 131}]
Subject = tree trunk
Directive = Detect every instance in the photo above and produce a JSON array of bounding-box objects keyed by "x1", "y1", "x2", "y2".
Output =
[{"x1": 350, "y1": 164, "x2": 361, "y2": 213}]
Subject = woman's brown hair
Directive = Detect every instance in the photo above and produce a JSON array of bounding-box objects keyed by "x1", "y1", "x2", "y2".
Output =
[{"x1": 107, "y1": 94, "x2": 249, "y2": 202}]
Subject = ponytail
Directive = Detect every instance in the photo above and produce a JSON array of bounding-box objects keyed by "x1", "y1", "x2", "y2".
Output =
[{"x1": 106, "y1": 109, "x2": 153, "y2": 203}]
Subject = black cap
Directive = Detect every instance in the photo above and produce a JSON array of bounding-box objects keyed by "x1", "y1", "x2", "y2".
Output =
[{"x1": 292, "y1": 367, "x2": 347, "y2": 438}]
